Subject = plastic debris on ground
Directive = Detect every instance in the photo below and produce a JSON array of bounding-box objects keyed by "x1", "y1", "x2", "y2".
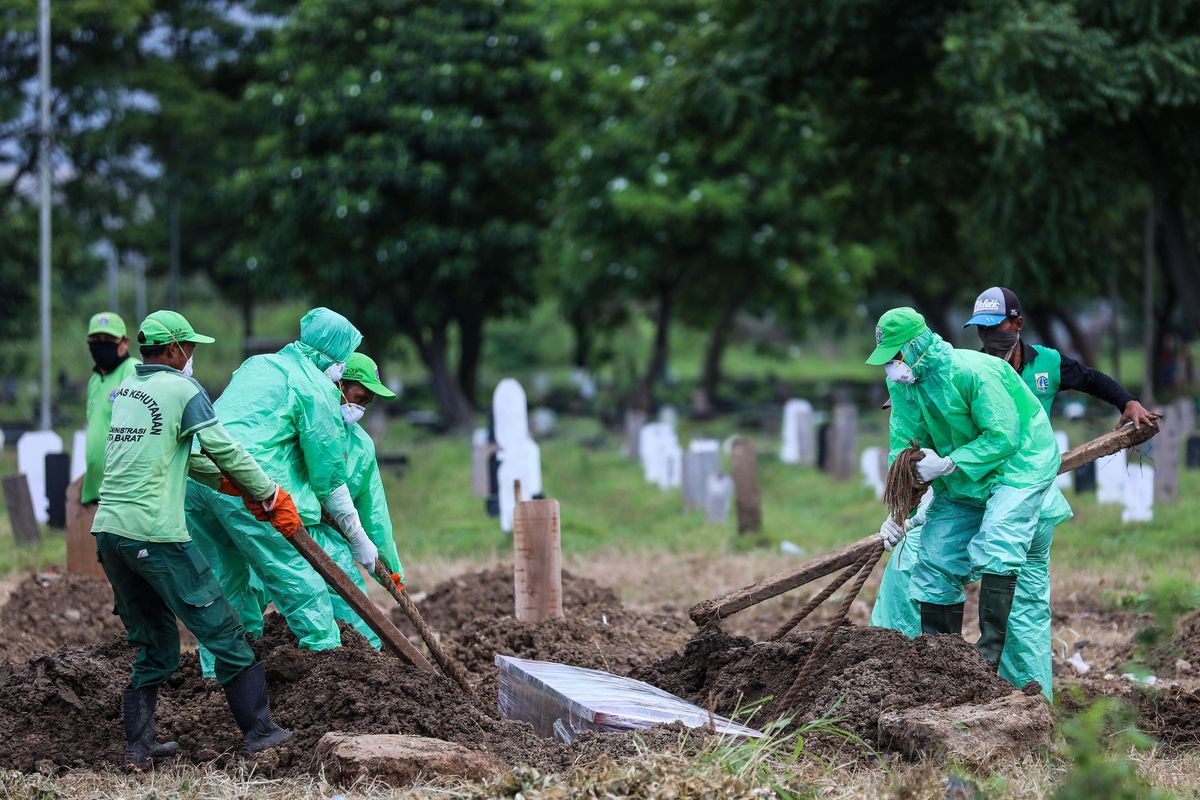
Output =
[
  {"x1": 495, "y1": 655, "x2": 763, "y2": 743},
  {"x1": 1068, "y1": 652, "x2": 1091, "y2": 674}
]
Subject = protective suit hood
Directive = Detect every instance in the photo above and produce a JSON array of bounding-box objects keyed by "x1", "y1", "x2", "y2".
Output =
[
  {"x1": 297, "y1": 308, "x2": 362, "y2": 370},
  {"x1": 897, "y1": 329, "x2": 949, "y2": 383}
]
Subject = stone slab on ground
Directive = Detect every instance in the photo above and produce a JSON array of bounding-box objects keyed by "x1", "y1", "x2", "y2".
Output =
[
  {"x1": 878, "y1": 691, "x2": 1052, "y2": 766},
  {"x1": 316, "y1": 732, "x2": 501, "y2": 786}
]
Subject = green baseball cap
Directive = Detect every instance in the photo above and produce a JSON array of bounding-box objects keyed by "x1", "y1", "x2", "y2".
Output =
[
  {"x1": 341, "y1": 352, "x2": 395, "y2": 398},
  {"x1": 87, "y1": 311, "x2": 127, "y2": 338},
  {"x1": 137, "y1": 310, "x2": 215, "y2": 346},
  {"x1": 866, "y1": 307, "x2": 929, "y2": 365}
]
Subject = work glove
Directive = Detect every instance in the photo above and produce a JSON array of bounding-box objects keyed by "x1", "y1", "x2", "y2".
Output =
[
  {"x1": 914, "y1": 448, "x2": 956, "y2": 482},
  {"x1": 217, "y1": 476, "x2": 243, "y2": 498},
  {"x1": 253, "y1": 484, "x2": 303, "y2": 538},
  {"x1": 344, "y1": 522, "x2": 379, "y2": 568},
  {"x1": 878, "y1": 516, "x2": 908, "y2": 552}
]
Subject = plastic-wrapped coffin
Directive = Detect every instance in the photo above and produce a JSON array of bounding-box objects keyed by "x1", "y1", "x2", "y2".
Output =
[{"x1": 495, "y1": 654, "x2": 763, "y2": 744}]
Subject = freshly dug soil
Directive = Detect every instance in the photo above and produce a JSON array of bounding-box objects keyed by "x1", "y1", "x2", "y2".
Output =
[
  {"x1": 0, "y1": 615, "x2": 690, "y2": 775},
  {"x1": 633, "y1": 624, "x2": 1018, "y2": 751},
  {"x1": 1058, "y1": 675, "x2": 1200, "y2": 747},
  {"x1": 0, "y1": 573, "x2": 123, "y2": 664}
]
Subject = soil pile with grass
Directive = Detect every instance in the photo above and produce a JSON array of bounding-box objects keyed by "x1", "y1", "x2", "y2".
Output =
[
  {"x1": 634, "y1": 624, "x2": 1019, "y2": 751},
  {"x1": 0, "y1": 573, "x2": 123, "y2": 664},
  {"x1": 0, "y1": 615, "x2": 691, "y2": 775}
]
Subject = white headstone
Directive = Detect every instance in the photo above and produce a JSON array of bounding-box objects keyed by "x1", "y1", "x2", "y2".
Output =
[
  {"x1": 683, "y1": 439, "x2": 720, "y2": 511},
  {"x1": 780, "y1": 399, "x2": 816, "y2": 466},
  {"x1": 493, "y1": 379, "x2": 542, "y2": 533},
  {"x1": 530, "y1": 408, "x2": 557, "y2": 438},
  {"x1": 1096, "y1": 450, "x2": 1127, "y2": 505},
  {"x1": 471, "y1": 427, "x2": 491, "y2": 499},
  {"x1": 639, "y1": 422, "x2": 682, "y2": 490},
  {"x1": 1121, "y1": 465, "x2": 1154, "y2": 523},
  {"x1": 0, "y1": 428, "x2": 5, "y2": 450},
  {"x1": 859, "y1": 446, "x2": 885, "y2": 501},
  {"x1": 658, "y1": 405, "x2": 678, "y2": 430},
  {"x1": 1062, "y1": 401, "x2": 1086, "y2": 421},
  {"x1": 531, "y1": 370, "x2": 551, "y2": 397},
  {"x1": 1054, "y1": 431, "x2": 1071, "y2": 490},
  {"x1": 70, "y1": 429, "x2": 87, "y2": 482},
  {"x1": 17, "y1": 430, "x2": 64, "y2": 524},
  {"x1": 703, "y1": 473, "x2": 733, "y2": 523},
  {"x1": 570, "y1": 368, "x2": 597, "y2": 401}
]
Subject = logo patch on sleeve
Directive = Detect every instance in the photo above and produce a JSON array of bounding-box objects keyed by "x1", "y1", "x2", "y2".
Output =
[{"x1": 1035, "y1": 372, "x2": 1050, "y2": 392}]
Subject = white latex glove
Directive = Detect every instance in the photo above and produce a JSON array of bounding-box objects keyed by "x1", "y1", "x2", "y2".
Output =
[
  {"x1": 323, "y1": 484, "x2": 376, "y2": 566},
  {"x1": 878, "y1": 516, "x2": 908, "y2": 552},
  {"x1": 346, "y1": 522, "x2": 379, "y2": 568},
  {"x1": 915, "y1": 448, "x2": 956, "y2": 482}
]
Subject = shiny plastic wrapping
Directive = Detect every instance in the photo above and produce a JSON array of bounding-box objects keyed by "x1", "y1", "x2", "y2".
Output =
[{"x1": 495, "y1": 654, "x2": 763, "y2": 743}]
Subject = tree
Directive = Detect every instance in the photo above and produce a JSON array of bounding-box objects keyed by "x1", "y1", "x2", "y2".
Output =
[{"x1": 230, "y1": 0, "x2": 550, "y2": 429}]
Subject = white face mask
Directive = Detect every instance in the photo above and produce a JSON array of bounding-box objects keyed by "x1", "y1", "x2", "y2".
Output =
[
  {"x1": 181, "y1": 355, "x2": 194, "y2": 377},
  {"x1": 341, "y1": 403, "x2": 365, "y2": 425},
  {"x1": 326, "y1": 362, "x2": 346, "y2": 382},
  {"x1": 885, "y1": 359, "x2": 915, "y2": 384}
]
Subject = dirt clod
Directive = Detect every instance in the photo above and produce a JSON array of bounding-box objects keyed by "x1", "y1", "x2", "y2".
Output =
[{"x1": 0, "y1": 573, "x2": 122, "y2": 665}]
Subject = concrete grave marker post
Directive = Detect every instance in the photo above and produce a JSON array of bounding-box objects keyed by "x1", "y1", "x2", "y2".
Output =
[
  {"x1": 704, "y1": 474, "x2": 733, "y2": 523},
  {"x1": 779, "y1": 399, "x2": 815, "y2": 466},
  {"x1": 16, "y1": 430, "x2": 63, "y2": 524},
  {"x1": 493, "y1": 379, "x2": 542, "y2": 533},
  {"x1": 1054, "y1": 431, "x2": 1072, "y2": 490},
  {"x1": 730, "y1": 438, "x2": 762, "y2": 534},
  {"x1": 827, "y1": 402, "x2": 858, "y2": 481},
  {"x1": 2, "y1": 475, "x2": 40, "y2": 546},
  {"x1": 859, "y1": 446, "x2": 885, "y2": 501},
  {"x1": 70, "y1": 429, "x2": 86, "y2": 482},
  {"x1": 624, "y1": 409, "x2": 647, "y2": 460},
  {"x1": 1095, "y1": 450, "x2": 1127, "y2": 505},
  {"x1": 1122, "y1": 465, "x2": 1155, "y2": 523},
  {"x1": 683, "y1": 439, "x2": 720, "y2": 511},
  {"x1": 471, "y1": 427, "x2": 493, "y2": 499},
  {"x1": 1153, "y1": 402, "x2": 1186, "y2": 504}
]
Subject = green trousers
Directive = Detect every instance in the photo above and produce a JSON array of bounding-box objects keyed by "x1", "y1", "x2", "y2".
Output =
[
  {"x1": 185, "y1": 480, "x2": 340, "y2": 670},
  {"x1": 95, "y1": 531, "x2": 255, "y2": 687}
]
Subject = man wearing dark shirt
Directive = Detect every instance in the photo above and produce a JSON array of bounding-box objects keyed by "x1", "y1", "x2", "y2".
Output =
[{"x1": 963, "y1": 287, "x2": 1159, "y2": 428}]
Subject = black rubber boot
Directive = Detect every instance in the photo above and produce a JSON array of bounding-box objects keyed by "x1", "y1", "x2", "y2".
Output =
[
  {"x1": 122, "y1": 686, "x2": 179, "y2": 770},
  {"x1": 976, "y1": 573, "x2": 1018, "y2": 667},
  {"x1": 919, "y1": 601, "x2": 965, "y2": 636},
  {"x1": 223, "y1": 663, "x2": 293, "y2": 753}
]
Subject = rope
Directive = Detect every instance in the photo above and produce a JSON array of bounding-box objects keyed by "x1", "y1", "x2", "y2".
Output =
[
  {"x1": 779, "y1": 542, "x2": 881, "y2": 708},
  {"x1": 768, "y1": 559, "x2": 862, "y2": 642}
]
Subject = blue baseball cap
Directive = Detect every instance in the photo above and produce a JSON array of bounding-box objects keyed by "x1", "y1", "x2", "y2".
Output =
[{"x1": 963, "y1": 287, "x2": 1022, "y2": 328}]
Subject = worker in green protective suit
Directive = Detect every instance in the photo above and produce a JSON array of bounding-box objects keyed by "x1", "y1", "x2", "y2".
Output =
[
  {"x1": 84, "y1": 312, "x2": 139, "y2": 504},
  {"x1": 93, "y1": 310, "x2": 296, "y2": 768},
  {"x1": 185, "y1": 308, "x2": 379, "y2": 675},
  {"x1": 305, "y1": 352, "x2": 405, "y2": 647},
  {"x1": 866, "y1": 307, "x2": 1060, "y2": 674}
]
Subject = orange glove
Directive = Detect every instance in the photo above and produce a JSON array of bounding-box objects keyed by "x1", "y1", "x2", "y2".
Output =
[
  {"x1": 390, "y1": 573, "x2": 404, "y2": 591},
  {"x1": 265, "y1": 485, "x2": 303, "y2": 538},
  {"x1": 217, "y1": 476, "x2": 243, "y2": 497}
]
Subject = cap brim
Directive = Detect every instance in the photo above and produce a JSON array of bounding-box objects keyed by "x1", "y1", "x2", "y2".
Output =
[
  {"x1": 184, "y1": 333, "x2": 216, "y2": 344},
  {"x1": 866, "y1": 343, "x2": 901, "y2": 366},
  {"x1": 362, "y1": 380, "x2": 396, "y2": 399},
  {"x1": 87, "y1": 326, "x2": 124, "y2": 337},
  {"x1": 962, "y1": 314, "x2": 1005, "y2": 328}
]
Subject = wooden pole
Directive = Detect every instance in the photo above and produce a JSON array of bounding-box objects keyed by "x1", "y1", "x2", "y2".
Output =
[
  {"x1": 513, "y1": 497, "x2": 563, "y2": 622},
  {"x1": 65, "y1": 476, "x2": 104, "y2": 577},
  {"x1": 691, "y1": 422, "x2": 1162, "y2": 627},
  {"x1": 730, "y1": 438, "x2": 762, "y2": 535}
]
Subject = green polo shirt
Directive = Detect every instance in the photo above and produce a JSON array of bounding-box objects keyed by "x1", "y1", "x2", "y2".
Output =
[
  {"x1": 82, "y1": 356, "x2": 139, "y2": 503},
  {"x1": 93, "y1": 364, "x2": 274, "y2": 543}
]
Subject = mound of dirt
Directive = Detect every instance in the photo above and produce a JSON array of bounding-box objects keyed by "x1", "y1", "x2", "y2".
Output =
[
  {"x1": 633, "y1": 625, "x2": 1020, "y2": 752},
  {"x1": 0, "y1": 573, "x2": 123, "y2": 664},
  {"x1": 400, "y1": 567, "x2": 623, "y2": 633},
  {"x1": 0, "y1": 614, "x2": 692, "y2": 776}
]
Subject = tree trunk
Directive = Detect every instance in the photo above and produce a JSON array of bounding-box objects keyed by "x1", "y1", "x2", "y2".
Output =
[
  {"x1": 910, "y1": 286, "x2": 953, "y2": 341},
  {"x1": 456, "y1": 312, "x2": 484, "y2": 409},
  {"x1": 1029, "y1": 303, "x2": 1064, "y2": 354},
  {"x1": 692, "y1": 291, "x2": 743, "y2": 417},
  {"x1": 569, "y1": 312, "x2": 592, "y2": 369},
  {"x1": 634, "y1": 286, "x2": 674, "y2": 411},
  {"x1": 409, "y1": 323, "x2": 475, "y2": 432},
  {"x1": 1052, "y1": 305, "x2": 1098, "y2": 366}
]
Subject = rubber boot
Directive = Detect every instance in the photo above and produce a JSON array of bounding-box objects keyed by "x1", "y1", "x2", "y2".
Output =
[
  {"x1": 976, "y1": 573, "x2": 1018, "y2": 668},
  {"x1": 122, "y1": 686, "x2": 180, "y2": 770},
  {"x1": 223, "y1": 663, "x2": 293, "y2": 753},
  {"x1": 919, "y1": 601, "x2": 965, "y2": 636}
]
